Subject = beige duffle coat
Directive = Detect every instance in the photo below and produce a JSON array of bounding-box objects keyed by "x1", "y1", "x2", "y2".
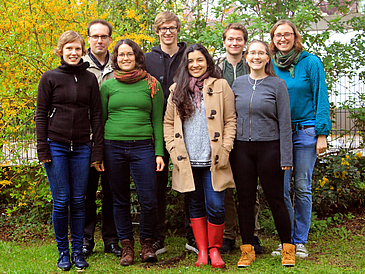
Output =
[{"x1": 163, "y1": 77, "x2": 236, "y2": 193}]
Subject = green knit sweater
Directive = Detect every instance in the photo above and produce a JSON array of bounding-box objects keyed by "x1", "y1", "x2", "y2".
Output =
[{"x1": 100, "y1": 78, "x2": 164, "y2": 156}]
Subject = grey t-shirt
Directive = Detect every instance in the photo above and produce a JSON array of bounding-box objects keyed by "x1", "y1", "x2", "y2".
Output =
[{"x1": 183, "y1": 98, "x2": 211, "y2": 167}]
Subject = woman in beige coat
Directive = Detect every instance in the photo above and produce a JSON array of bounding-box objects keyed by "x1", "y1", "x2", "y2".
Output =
[{"x1": 164, "y1": 43, "x2": 236, "y2": 269}]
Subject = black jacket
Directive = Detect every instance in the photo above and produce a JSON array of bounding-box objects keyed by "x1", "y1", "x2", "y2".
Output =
[
  {"x1": 145, "y1": 42, "x2": 187, "y2": 110},
  {"x1": 36, "y1": 59, "x2": 103, "y2": 162}
]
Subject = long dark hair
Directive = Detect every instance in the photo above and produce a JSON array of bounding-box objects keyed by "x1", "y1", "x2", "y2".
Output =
[
  {"x1": 111, "y1": 39, "x2": 145, "y2": 71},
  {"x1": 173, "y1": 43, "x2": 221, "y2": 120},
  {"x1": 244, "y1": 40, "x2": 277, "y2": 77}
]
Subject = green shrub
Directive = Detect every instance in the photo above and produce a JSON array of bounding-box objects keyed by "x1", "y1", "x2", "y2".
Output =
[
  {"x1": 0, "y1": 164, "x2": 52, "y2": 223},
  {"x1": 312, "y1": 149, "x2": 365, "y2": 214}
]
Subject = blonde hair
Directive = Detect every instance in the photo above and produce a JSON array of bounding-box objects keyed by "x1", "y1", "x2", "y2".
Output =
[
  {"x1": 154, "y1": 11, "x2": 181, "y2": 33},
  {"x1": 54, "y1": 31, "x2": 86, "y2": 57}
]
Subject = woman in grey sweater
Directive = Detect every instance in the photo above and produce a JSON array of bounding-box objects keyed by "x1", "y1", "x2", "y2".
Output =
[{"x1": 230, "y1": 40, "x2": 294, "y2": 268}]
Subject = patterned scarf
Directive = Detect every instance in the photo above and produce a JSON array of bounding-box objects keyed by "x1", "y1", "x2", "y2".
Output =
[
  {"x1": 189, "y1": 71, "x2": 210, "y2": 110},
  {"x1": 114, "y1": 69, "x2": 158, "y2": 98},
  {"x1": 273, "y1": 49, "x2": 302, "y2": 78}
]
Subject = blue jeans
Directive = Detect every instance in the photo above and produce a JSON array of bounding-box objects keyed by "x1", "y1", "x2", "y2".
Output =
[
  {"x1": 44, "y1": 140, "x2": 91, "y2": 254},
  {"x1": 284, "y1": 127, "x2": 317, "y2": 244},
  {"x1": 104, "y1": 139, "x2": 158, "y2": 241},
  {"x1": 186, "y1": 167, "x2": 226, "y2": 225}
]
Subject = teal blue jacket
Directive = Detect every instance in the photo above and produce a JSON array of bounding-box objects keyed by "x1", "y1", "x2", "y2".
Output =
[{"x1": 273, "y1": 51, "x2": 331, "y2": 136}]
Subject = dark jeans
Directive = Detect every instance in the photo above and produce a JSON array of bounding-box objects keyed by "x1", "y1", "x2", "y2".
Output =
[
  {"x1": 44, "y1": 140, "x2": 91, "y2": 253},
  {"x1": 153, "y1": 146, "x2": 169, "y2": 242},
  {"x1": 83, "y1": 168, "x2": 118, "y2": 247},
  {"x1": 231, "y1": 140, "x2": 291, "y2": 245},
  {"x1": 186, "y1": 167, "x2": 226, "y2": 225},
  {"x1": 104, "y1": 139, "x2": 158, "y2": 241}
]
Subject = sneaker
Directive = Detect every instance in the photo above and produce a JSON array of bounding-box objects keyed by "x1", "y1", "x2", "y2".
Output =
[
  {"x1": 253, "y1": 236, "x2": 263, "y2": 254},
  {"x1": 81, "y1": 244, "x2": 93, "y2": 258},
  {"x1": 57, "y1": 252, "x2": 71, "y2": 271},
  {"x1": 271, "y1": 244, "x2": 282, "y2": 256},
  {"x1": 152, "y1": 239, "x2": 167, "y2": 255},
  {"x1": 237, "y1": 244, "x2": 255, "y2": 268},
  {"x1": 220, "y1": 238, "x2": 235, "y2": 254},
  {"x1": 71, "y1": 251, "x2": 89, "y2": 270},
  {"x1": 185, "y1": 238, "x2": 199, "y2": 254},
  {"x1": 295, "y1": 243, "x2": 308, "y2": 258},
  {"x1": 281, "y1": 243, "x2": 295, "y2": 267}
]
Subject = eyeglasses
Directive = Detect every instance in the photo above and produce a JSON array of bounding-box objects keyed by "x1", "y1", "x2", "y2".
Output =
[
  {"x1": 274, "y1": 32, "x2": 294, "y2": 40},
  {"x1": 247, "y1": 51, "x2": 268, "y2": 56},
  {"x1": 118, "y1": 53, "x2": 134, "y2": 58},
  {"x1": 158, "y1": 27, "x2": 178, "y2": 34},
  {"x1": 89, "y1": 35, "x2": 110, "y2": 41}
]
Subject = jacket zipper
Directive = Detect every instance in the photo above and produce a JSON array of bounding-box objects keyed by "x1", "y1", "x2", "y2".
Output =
[
  {"x1": 49, "y1": 108, "x2": 56, "y2": 126},
  {"x1": 249, "y1": 88, "x2": 256, "y2": 140}
]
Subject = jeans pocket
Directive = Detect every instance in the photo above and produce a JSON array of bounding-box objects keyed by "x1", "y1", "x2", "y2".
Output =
[{"x1": 304, "y1": 127, "x2": 316, "y2": 137}]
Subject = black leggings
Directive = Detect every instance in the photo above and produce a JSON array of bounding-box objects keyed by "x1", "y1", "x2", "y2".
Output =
[{"x1": 230, "y1": 140, "x2": 291, "y2": 245}]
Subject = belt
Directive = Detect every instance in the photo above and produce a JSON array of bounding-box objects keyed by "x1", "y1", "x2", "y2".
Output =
[{"x1": 292, "y1": 124, "x2": 314, "y2": 131}]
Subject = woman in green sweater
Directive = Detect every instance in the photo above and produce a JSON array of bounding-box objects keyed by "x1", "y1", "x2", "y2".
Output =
[{"x1": 100, "y1": 39, "x2": 164, "y2": 266}]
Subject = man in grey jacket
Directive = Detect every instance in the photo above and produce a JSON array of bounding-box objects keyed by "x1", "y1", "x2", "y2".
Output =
[
  {"x1": 82, "y1": 19, "x2": 122, "y2": 257},
  {"x1": 217, "y1": 23, "x2": 263, "y2": 254}
]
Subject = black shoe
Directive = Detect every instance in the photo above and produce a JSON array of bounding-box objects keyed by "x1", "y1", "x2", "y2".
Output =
[
  {"x1": 71, "y1": 251, "x2": 89, "y2": 270},
  {"x1": 185, "y1": 238, "x2": 199, "y2": 254},
  {"x1": 152, "y1": 239, "x2": 167, "y2": 255},
  {"x1": 58, "y1": 252, "x2": 71, "y2": 271},
  {"x1": 220, "y1": 238, "x2": 235, "y2": 254},
  {"x1": 81, "y1": 244, "x2": 93, "y2": 257},
  {"x1": 105, "y1": 243, "x2": 123, "y2": 257},
  {"x1": 253, "y1": 236, "x2": 264, "y2": 254}
]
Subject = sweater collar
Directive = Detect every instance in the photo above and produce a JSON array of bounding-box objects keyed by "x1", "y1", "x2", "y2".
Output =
[{"x1": 58, "y1": 57, "x2": 90, "y2": 74}]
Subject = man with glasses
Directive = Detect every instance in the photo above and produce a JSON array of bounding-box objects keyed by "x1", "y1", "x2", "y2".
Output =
[
  {"x1": 145, "y1": 11, "x2": 196, "y2": 255},
  {"x1": 216, "y1": 23, "x2": 263, "y2": 255},
  {"x1": 82, "y1": 19, "x2": 122, "y2": 258}
]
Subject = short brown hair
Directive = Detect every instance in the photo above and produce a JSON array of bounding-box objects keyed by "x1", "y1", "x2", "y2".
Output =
[
  {"x1": 154, "y1": 11, "x2": 181, "y2": 33},
  {"x1": 269, "y1": 19, "x2": 303, "y2": 54},
  {"x1": 54, "y1": 31, "x2": 86, "y2": 57},
  {"x1": 222, "y1": 23, "x2": 248, "y2": 43},
  {"x1": 244, "y1": 40, "x2": 277, "y2": 77},
  {"x1": 111, "y1": 39, "x2": 146, "y2": 71},
  {"x1": 87, "y1": 19, "x2": 113, "y2": 36}
]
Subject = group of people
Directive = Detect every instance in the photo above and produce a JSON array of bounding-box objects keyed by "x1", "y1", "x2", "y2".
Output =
[{"x1": 36, "y1": 11, "x2": 331, "y2": 271}]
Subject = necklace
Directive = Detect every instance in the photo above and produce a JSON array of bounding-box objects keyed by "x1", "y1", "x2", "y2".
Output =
[{"x1": 248, "y1": 76, "x2": 266, "y2": 90}]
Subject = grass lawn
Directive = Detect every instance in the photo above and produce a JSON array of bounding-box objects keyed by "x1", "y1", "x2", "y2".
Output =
[{"x1": 1, "y1": 221, "x2": 365, "y2": 274}]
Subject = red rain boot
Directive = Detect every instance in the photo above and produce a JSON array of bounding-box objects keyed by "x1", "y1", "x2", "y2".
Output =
[
  {"x1": 190, "y1": 217, "x2": 208, "y2": 267},
  {"x1": 208, "y1": 222, "x2": 225, "y2": 268}
]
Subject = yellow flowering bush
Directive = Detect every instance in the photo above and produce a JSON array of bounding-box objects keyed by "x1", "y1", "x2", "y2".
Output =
[
  {"x1": 313, "y1": 150, "x2": 365, "y2": 214},
  {"x1": 0, "y1": 0, "x2": 102, "y2": 223}
]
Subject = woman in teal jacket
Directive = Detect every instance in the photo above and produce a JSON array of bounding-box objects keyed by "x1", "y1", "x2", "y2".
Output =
[{"x1": 269, "y1": 20, "x2": 331, "y2": 258}]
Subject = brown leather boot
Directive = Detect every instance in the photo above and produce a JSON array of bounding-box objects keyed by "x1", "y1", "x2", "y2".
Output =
[
  {"x1": 140, "y1": 238, "x2": 157, "y2": 263},
  {"x1": 120, "y1": 239, "x2": 134, "y2": 266}
]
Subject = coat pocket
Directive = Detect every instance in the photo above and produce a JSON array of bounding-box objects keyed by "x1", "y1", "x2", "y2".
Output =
[
  {"x1": 169, "y1": 147, "x2": 180, "y2": 171},
  {"x1": 216, "y1": 146, "x2": 230, "y2": 170}
]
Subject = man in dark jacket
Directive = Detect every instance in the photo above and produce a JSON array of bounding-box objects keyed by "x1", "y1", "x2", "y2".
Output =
[
  {"x1": 81, "y1": 19, "x2": 122, "y2": 258},
  {"x1": 216, "y1": 23, "x2": 263, "y2": 255},
  {"x1": 145, "y1": 11, "x2": 197, "y2": 255}
]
